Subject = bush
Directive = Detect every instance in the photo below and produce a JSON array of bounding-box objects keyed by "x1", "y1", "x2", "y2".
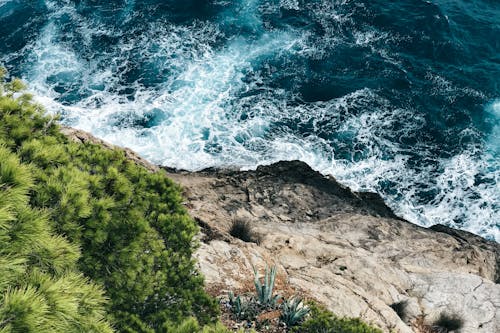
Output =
[
  {"x1": 433, "y1": 313, "x2": 463, "y2": 332},
  {"x1": 292, "y1": 304, "x2": 383, "y2": 333},
  {"x1": 0, "y1": 145, "x2": 113, "y2": 333},
  {"x1": 164, "y1": 317, "x2": 250, "y2": 333},
  {"x1": 229, "y1": 218, "x2": 260, "y2": 244},
  {"x1": 390, "y1": 300, "x2": 408, "y2": 321},
  {"x1": 0, "y1": 71, "x2": 218, "y2": 331}
]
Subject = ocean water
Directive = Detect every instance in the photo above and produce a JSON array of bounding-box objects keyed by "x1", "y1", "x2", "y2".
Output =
[{"x1": 0, "y1": 0, "x2": 498, "y2": 241}]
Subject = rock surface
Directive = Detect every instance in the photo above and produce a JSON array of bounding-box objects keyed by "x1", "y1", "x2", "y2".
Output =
[
  {"x1": 165, "y1": 161, "x2": 500, "y2": 333},
  {"x1": 62, "y1": 127, "x2": 500, "y2": 332}
]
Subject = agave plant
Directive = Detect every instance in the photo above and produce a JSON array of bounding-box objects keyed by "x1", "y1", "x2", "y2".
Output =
[
  {"x1": 280, "y1": 297, "x2": 310, "y2": 327},
  {"x1": 253, "y1": 265, "x2": 281, "y2": 308},
  {"x1": 228, "y1": 291, "x2": 244, "y2": 318},
  {"x1": 228, "y1": 291, "x2": 258, "y2": 321}
]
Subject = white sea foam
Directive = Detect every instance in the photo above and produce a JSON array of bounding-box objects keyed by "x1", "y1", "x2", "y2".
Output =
[
  {"x1": 12, "y1": 0, "x2": 500, "y2": 241},
  {"x1": 24, "y1": 2, "x2": 302, "y2": 170},
  {"x1": 487, "y1": 100, "x2": 500, "y2": 155}
]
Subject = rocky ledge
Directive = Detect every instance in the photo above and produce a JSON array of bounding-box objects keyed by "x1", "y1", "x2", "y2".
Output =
[
  {"x1": 165, "y1": 161, "x2": 499, "y2": 333},
  {"x1": 63, "y1": 127, "x2": 499, "y2": 333}
]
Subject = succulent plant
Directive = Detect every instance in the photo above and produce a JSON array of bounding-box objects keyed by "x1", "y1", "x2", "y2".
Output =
[
  {"x1": 228, "y1": 291, "x2": 259, "y2": 321},
  {"x1": 280, "y1": 297, "x2": 310, "y2": 327},
  {"x1": 253, "y1": 265, "x2": 281, "y2": 308}
]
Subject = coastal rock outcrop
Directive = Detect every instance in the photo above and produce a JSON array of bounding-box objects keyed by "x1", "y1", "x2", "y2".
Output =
[
  {"x1": 62, "y1": 127, "x2": 499, "y2": 332},
  {"x1": 165, "y1": 161, "x2": 500, "y2": 333}
]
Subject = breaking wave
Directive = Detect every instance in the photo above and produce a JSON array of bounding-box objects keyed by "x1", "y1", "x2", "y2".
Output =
[{"x1": 1, "y1": 0, "x2": 499, "y2": 241}]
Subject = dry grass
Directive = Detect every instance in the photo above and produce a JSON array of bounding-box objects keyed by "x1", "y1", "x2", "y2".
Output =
[
  {"x1": 230, "y1": 218, "x2": 262, "y2": 244},
  {"x1": 412, "y1": 314, "x2": 463, "y2": 333}
]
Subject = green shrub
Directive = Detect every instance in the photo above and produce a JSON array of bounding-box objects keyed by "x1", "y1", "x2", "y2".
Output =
[
  {"x1": 0, "y1": 71, "x2": 218, "y2": 331},
  {"x1": 0, "y1": 145, "x2": 113, "y2": 333},
  {"x1": 164, "y1": 317, "x2": 248, "y2": 333},
  {"x1": 292, "y1": 304, "x2": 382, "y2": 333}
]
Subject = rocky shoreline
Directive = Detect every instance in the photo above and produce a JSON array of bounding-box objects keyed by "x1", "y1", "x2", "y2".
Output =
[{"x1": 63, "y1": 127, "x2": 500, "y2": 333}]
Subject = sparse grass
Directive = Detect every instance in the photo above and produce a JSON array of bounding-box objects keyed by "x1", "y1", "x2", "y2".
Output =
[
  {"x1": 412, "y1": 313, "x2": 464, "y2": 333},
  {"x1": 390, "y1": 300, "x2": 408, "y2": 321},
  {"x1": 230, "y1": 218, "x2": 261, "y2": 244},
  {"x1": 433, "y1": 313, "x2": 463, "y2": 332}
]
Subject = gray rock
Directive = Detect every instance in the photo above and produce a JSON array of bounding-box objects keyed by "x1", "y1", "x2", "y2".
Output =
[
  {"x1": 166, "y1": 161, "x2": 500, "y2": 333},
  {"x1": 61, "y1": 128, "x2": 500, "y2": 332}
]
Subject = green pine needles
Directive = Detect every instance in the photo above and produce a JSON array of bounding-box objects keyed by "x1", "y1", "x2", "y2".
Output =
[
  {"x1": 0, "y1": 144, "x2": 113, "y2": 333},
  {"x1": 0, "y1": 71, "x2": 218, "y2": 332}
]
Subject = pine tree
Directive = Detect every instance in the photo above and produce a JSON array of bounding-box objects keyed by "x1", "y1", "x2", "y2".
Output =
[
  {"x1": 0, "y1": 145, "x2": 113, "y2": 333},
  {"x1": 0, "y1": 70, "x2": 218, "y2": 332}
]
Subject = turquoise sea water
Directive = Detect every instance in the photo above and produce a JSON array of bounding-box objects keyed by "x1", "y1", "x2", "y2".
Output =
[{"x1": 1, "y1": 0, "x2": 499, "y2": 240}]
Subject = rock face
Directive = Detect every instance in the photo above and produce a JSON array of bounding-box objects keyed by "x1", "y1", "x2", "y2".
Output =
[
  {"x1": 62, "y1": 127, "x2": 500, "y2": 332},
  {"x1": 165, "y1": 161, "x2": 500, "y2": 333}
]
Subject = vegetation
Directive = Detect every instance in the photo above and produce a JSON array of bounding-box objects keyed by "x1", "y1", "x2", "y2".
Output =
[
  {"x1": 227, "y1": 266, "x2": 282, "y2": 324},
  {"x1": 227, "y1": 266, "x2": 308, "y2": 330},
  {"x1": 225, "y1": 267, "x2": 381, "y2": 332},
  {"x1": 0, "y1": 70, "x2": 218, "y2": 332},
  {"x1": 292, "y1": 304, "x2": 383, "y2": 333},
  {"x1": 253, "y1": 266, "x2": 280, "y2": 308},
  {"x1": 0, "y1": 142, "x2": 113, "y2": 332},
  {"x1": 165, "y1": 317, "x2": 250, "y2": 333},
  {"x1": 228, "y1": 292, "x2": 258, "y2": 322},
  {"x1": 229, "y1": 218, "x2": 260, "y2": 244},
  {"x1": 280, "y1": 297, "x2": 310, "y2": 327},
  {"x1": 390, "y1": 300, "x2": 408, "y2": 322},
  {"x1": 433, "y1": 313, "x2": 463, "y2": 332}
]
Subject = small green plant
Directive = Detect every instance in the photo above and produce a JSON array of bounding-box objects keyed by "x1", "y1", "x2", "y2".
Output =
[
  {"x1": 280, "y1": 297, "x2": 310, "y2": 327},
  {"x1": 433, "y1": 313, "x2": 463, "y2": 332},
  {"x1": 253, "y1": 266, "x2": 281, "y2": 308},
  {"x1": 228, "y1": 291, "x2": 259, "y2": 321},
  {"x1": 165, "y1": 317, "x2": 249, "y2": 333},
  {"x1": 228, "y1": 291, "x2": 243, "y2": 317},
  {"x1": 292, "y1": 303, "x2": 383, "y2": 333},
  {"x1": 229, "y1": 218, "x2": 260, "y2": 244}
]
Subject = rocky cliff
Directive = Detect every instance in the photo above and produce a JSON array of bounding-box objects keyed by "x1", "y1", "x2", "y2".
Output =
[{"x1": 63, "y1": 127, "x2": 500, "y2": 333}]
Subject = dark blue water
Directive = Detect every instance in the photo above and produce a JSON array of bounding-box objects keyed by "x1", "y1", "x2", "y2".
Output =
[{"x1": 1, "y1": 0, "x2": 499, "y2": 240}]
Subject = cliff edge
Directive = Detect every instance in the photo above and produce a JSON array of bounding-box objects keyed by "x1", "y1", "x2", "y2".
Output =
[
  {"x1": 63, "y1": 127, "x2": 500, "y2": 333},
  {"x1": 165, "y1": 161, "x2": 499, "y2": 333}
]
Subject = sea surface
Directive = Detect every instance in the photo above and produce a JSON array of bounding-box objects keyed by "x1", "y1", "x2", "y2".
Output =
[{"x1": 1, "y1": 0, "x2": 499, "y2": 241}]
